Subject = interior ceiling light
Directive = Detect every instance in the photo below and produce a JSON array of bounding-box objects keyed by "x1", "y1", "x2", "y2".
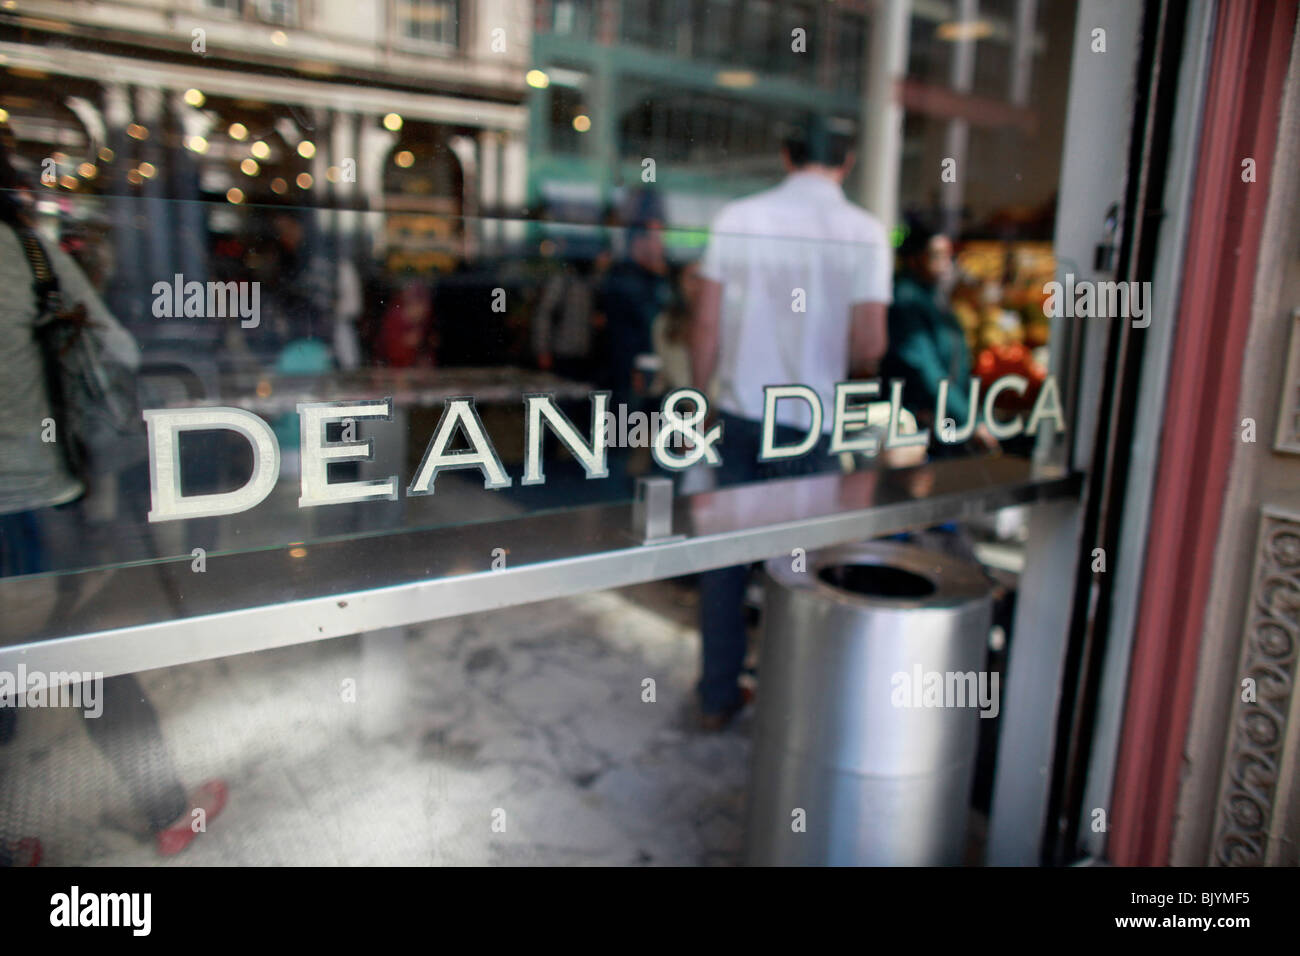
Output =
[
  {"x1": 936, "y1": 20, "x2": 994, "y2": 42},
  {"x1": 715, "y1": 70, "x2": 758, "y2": 89}
]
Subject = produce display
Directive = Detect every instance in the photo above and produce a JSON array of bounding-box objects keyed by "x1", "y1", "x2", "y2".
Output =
[{"x1": 950, "y1": 240, "x2": 1053, "y2": 413}]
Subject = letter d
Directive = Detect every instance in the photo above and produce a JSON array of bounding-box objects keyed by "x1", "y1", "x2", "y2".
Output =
[{"x1": 144, "y1": 407, "x2": 280, "y2": 521}]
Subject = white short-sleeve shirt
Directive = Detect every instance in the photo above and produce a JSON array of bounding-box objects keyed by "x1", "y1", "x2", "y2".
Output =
[{"x1": 699, "y1": 171, "x2": 892, "y2": 432}]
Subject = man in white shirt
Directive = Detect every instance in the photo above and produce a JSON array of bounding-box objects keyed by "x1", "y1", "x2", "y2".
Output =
[{"x1": 689, "y1": 120, "x2": 892, "y2": 729}]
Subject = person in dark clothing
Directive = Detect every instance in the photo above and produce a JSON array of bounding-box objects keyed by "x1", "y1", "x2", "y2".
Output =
[
  {"x1": 881, "y1": 223, "x2": 997, "y2": 453},
  {"x1": 595, "y1": 217, "x2": 673, "y2": 491},
  {"x1": 0, "y1": 132, "x2": 226, "y2": 864},
  {"x1": 596, "y1": 221, "x2": 672, "y2": 411}
]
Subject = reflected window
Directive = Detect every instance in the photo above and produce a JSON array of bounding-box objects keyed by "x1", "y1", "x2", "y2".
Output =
[
  {"x1": 203, "y1": 0, "x2": 243, "y2": 15},
  {"x1": 397, "y1": 0, "x2": 460, "y2": 50},
  {"x1": 741, "y1": 0, "x2": 775, "y2": 69},
  {"x1": 973, "y1": 38, "x2": 1012, "y2": 99},
  {"x1": 780, "y1": 2, "x2": 817, "y2": 81},
  {"x1": 622, "y1": 0, "x2": 676, "y2": 52},
  {"x1": 549, "y1": 84, "x2": 589, "y2": 155},
  {"x1": 253, "y1": 0, "x2": 298, "y2": 26},
  {"x1": 835, "y1": 12, "x2": 867, "y2": 94},
  {"x1": 553, "y1": 0, "x2": 597, "y2": 38},
  {"x1": 979, "y1": 0, "x2": 1020, "y2": 23},
  {"x1": 204, "y1": 0, "x2": 299, "y2": 25},
  {"x1": 908, "y1": 15, "x2": 953, "y2": 87},
  {"x1": 618, "y1": 83, "x2": 798, "y2": 170},
  {"x1": 693, "y1": 0, "x2": 735, "y2": 62}
]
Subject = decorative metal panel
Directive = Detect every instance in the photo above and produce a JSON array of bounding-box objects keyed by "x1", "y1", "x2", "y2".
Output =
[{"x1": 1212, "y1": 506, "x2": 1300, "y2": 865}]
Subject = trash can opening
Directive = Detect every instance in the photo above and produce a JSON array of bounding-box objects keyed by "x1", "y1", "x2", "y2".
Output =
[{"x1": 817, "y1": 563, "x2": 937, "y2": 599}]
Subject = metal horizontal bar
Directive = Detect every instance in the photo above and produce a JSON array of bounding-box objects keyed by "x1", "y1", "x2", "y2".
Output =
[{"x1": 0, "y1": 457, "x2": 1079, "y2": 681}]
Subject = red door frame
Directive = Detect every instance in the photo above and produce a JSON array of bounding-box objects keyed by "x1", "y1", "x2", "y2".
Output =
[{"x1": 1108, "y1": 0, "x2": 1297, "y2": 866}]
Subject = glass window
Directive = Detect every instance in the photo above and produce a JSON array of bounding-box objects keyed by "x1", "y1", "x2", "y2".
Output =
[
  {"x1": 692, "y1": 0, "x2": 735, "y2": 62},
  {"x1": 834, "y1": 13, "x2": 867, "y2": 94},
  {"x1": 397, "y1": 0, "x2": 460, "y2": 49},
  {"x1": 973, "y1": 38, "x2": 1012, "y2": 99},
  {"x1": 978, "y1": 0, "x2": 1019, "y2": 23},
  {"x1": 621, "y1": 0, "x2": 676, "y2": 52},
  {"x1": 252, "y1": 0, "x2": 298, "y2": 26},
  {"x1": 908, "y1": 15, "x2": 953, "y2": 87},
  {"x1": 0, "y1": 0, "x2": 1104, "y2": 871},
  {"x1": 549, "y1": 85, "x2": 589, "y2": 155},
  {"x1": 553, "y1": 0, "x2": 597, "y2": 38},
  {"x1": 740, "y1": 0, "x2": 775, "y2": 70},
  {"x1": 780, "y1": 2, "x2": 817, "y2": 81}
]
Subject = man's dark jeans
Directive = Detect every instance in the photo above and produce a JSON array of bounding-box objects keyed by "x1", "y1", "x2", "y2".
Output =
[{"x1": 697, "y1": 411, "x2": 836, "y2": 714}]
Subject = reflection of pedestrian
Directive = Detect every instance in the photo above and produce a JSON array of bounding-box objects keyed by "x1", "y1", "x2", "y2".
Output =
[
  {"x1": 377, "y1": 277, "x2": 435, "y2": 368},
  {"x1": 596, "y1": 220, "x2": 671, "y2": 411},
  {"x1": 881, "y1": 223, "x2": 996, "y2": 453},
  {"x1": 533, "y1": 258, "x2": 600, "y2": 382},
  {"x1": 596, "y1": 213, "x2": 672, "y2": 487},
  {"x1": 689, "y1": 119, "x2": 893, "y2": 729},
  {"x1": 651, "y1": 260, "x2": 700, "y2": 396},
  {"x1": 245, "y1": 209, "x2": 332, "y2": 359},
  {"x1": 0, "y1": 135, "x2": 227, "y2": 863}
]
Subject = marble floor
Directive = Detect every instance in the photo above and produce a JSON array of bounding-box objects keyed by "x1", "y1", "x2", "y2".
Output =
[{"x1": 0, "y1": 579, "x2": 755, "y2": 866}]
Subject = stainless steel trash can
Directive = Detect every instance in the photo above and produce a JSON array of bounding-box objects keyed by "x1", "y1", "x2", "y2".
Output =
[{"x1": 746, "y1": 540, "x2": 994, "y2": 866}]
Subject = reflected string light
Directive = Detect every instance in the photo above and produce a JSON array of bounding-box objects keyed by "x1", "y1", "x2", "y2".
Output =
[
  {"x1": 226, "y1": 187, "x2": 245, "y2": 204},
  {"x1": 126, "y1": 123, "x2": 148, "y2": 140},
  {"x1": 270, "y1": 177, "x2": 288, "y2": 194},
  {"x1": 240, "y1": 158, "x2": 259, "y2": 176},
  {"x1": 228, "y1": 122, "x2": 248, "y2": 141},
  {"x1": 296, "y1": 172, "x2": 313, "y2": 189},
  {"x1": 183, "y1": 88, "x2": 205, "y2": 107},
  {"x1": 394, "y1": 150, "x2": 414, "y2": 168},
  {"x1": 186, "y1": 135, "x2": 209, "y2": 153},
  {"x1": 297, "y1": 140, "x2": 316, "y2": 158},
  {"x1": 383, "y1": 112, "x2": 403, "y2": 131},
  {"x1": 251, "y1": 141, "x2": 271, "y2": 160}
]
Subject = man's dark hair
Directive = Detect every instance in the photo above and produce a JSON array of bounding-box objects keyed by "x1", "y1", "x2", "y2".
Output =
[{"x1": 782, "y1": 116, "x2": 853, "y2": 168}]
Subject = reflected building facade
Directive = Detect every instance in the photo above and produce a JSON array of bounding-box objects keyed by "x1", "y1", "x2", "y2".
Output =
[
  {"x1": 527, "y1": 0, "x2": 1075, "y2": 243},
  {"x1": 0, "y1": 0, "x2": 531, "y2": 337}
]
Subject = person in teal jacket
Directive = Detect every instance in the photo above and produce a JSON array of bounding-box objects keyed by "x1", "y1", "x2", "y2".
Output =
[{"x1": 881, "y1": 223, "x2": 996, "y2": 453}]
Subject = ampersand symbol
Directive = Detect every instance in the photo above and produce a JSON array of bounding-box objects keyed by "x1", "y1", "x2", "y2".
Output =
[{"x1": 653, "y1": 388, "x2": 723, "y2": 470}]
